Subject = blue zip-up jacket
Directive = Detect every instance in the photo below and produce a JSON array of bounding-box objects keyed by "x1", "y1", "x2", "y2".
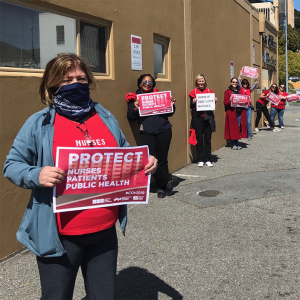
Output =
[{"x1": 3, "y1": 103, "x2": 129, "y2": 257}]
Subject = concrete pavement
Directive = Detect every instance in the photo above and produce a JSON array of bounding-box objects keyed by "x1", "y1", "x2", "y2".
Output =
[{"x1": 1, "y1": 105, "x2": 300, "y2": 300}]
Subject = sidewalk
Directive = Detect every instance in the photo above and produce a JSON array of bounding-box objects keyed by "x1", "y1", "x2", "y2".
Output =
[{"x1": 1, "y1": 105, "x2": 300, "y2": 300}]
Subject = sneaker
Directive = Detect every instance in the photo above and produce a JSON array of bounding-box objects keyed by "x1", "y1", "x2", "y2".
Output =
[
  {"x1": 273, "y1": 128, "x2": 282, "y2": 132},
  {"x1": 266, "y1": 125, "x2": 271, "y2": 128},
  {"x1": 165, "y1": 180, "x2": 174, "y2": 196},
  {"x1": 205, "y1": 161, "x2": 213, "y2": 167},
  {"x1": 198, "y1": 162, "x2": 204, "y2": 167},
  {"x1": 280, "y1": 126, "x2": 284, "y2": 129},
  {"x1": 248, "y1": 137, "x2": 252, "y2": 141},
  {"x1": 254, "y1": 128, "x2": 259, "y2": 132},
  {"x1": 232, "y1": 145, "x2": 242, "y2": 150},
  {"x1": 157, "y1": 189, "x2": 166, "y2": 198}
]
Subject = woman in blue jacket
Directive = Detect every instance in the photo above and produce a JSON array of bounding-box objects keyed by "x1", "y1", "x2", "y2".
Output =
[{"x1": 3, "y1": 54, "x2": 157, "y2": 300}]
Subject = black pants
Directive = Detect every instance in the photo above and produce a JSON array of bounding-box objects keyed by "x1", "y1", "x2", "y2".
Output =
[
  {"x1": 255, "y1": 101, "x2": 275, "y2": 128},
  {"x1": 37, "y1": 226, "x2": 118, "y2": 300},
  {"x1": 191, "y1": 117, "x2": 212, "y2": 162},
  {"x1": 140, "y1": 128, "x2": 172, "y2": 189}
]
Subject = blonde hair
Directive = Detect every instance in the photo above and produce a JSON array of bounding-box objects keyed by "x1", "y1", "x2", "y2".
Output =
[
  {"x1": 195, "y1": 74, "x2": 207, "y2": 88},
  {"x1": 39, "y1": 53, "x2": 96, "y2": 105}
]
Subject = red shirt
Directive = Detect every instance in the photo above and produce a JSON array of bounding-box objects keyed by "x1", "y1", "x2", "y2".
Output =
[
  {"x1": 271, "y1": 91, "x2": 288, "y2": 109},
  {"x1": 258, "y1": 89, "x2": 270, "y2": 106},
  {"x1": 53, "y1": 111, "x2": 119, "y2": 236}
]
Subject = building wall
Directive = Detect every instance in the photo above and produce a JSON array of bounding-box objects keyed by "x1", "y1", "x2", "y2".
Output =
[
  {"x1": 0, "y1": 0, "x2": 277, "y2": 259},
  {"x1": 274, "y1": 0, "x2": 295, "y2": 27}
]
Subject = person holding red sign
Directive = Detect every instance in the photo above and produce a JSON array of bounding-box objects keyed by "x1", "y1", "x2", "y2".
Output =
[
  {"x1": 254, "y1": 83, "x2": 281, "y2": 133},
  {"x1": 127, "y1": 74, "x2": 176, "y2": 198},
  {"x1": 270, "y1": 84, "x2": 288, "y2": 129},
  {"x1": 189, "y1": 74, "x2": 217, "y2": 167},
  {"x1": 3, "y1": 54, "x2": 157, "y2": 300},
  {"x1": 224, "y1": 77, "x2": 247, "y2": 150},
  {"x1": 238, "y1": 72, "x2": 258, "y2": 141}
]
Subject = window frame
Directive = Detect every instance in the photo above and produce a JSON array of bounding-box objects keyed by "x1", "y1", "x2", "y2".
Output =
[
  {"x1": 153, "y1": 34, "x2": 171, "y2": 81},
  {"x1": 0, "y1": 0, "x2": 112, "y2": 78}
]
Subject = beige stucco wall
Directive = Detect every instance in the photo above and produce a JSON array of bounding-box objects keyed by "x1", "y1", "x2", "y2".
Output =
[
  {"x1": 0, "y1": 0, "x2": 276, "y2": 259},
  {"x1": 189, "y1": 0, "x2": 261, "y2": 151}
]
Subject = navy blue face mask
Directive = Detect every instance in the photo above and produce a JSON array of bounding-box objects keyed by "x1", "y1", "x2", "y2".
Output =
[{"x1": 53, "y1": 82, "x2": 94, "y2": 122}]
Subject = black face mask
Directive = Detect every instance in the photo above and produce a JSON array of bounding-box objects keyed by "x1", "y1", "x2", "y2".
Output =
[{"x1": 53, "y1": 83, "x2": 94, "y2": 122}]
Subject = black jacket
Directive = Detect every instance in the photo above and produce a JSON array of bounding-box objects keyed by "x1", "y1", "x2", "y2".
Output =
[{"x1": 127, "y1": 89, "x2": 175, "y2": 134}]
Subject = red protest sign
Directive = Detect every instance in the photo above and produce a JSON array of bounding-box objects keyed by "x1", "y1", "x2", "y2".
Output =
[
  {"x1": 230, "y1": 94, "x2": 250, "y2": 108},
  {"x1": 266, "y1": 92, "x2": 281, "y2": 105},
  {"x1": 241, "y1": 66, "x2": 258, "y2": 79},
  {"x1": 138, "y1": 91, "x2": 173, "y2": 116},
  {"x1": 53, "y1": 146, "x2": 150, "y2": 213},
  {"x1": 286, "y1": 94, "x2": 300, "y2": 102}
]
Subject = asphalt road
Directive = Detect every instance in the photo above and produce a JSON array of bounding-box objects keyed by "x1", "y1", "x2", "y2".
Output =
[{"x1": 1, "y1": 105, "x2": 300, "y2": 300}]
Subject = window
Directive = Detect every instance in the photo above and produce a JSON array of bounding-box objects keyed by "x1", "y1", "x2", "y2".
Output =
[
  {"x1": 80, "y1": 21, "x2": 106, "y2": 73},
  {"x1": 153, "y1": 34, "x2": 170, "y2": 80},
  {"x1": 0, "y1": 0, "x2": 110, "y2": 75},
  {"x1": 56, "y1": 26, "x2": 65, "y2": 45}
]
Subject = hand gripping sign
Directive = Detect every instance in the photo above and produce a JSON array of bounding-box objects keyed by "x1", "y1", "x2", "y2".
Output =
[
  {"x1": 266, "y1": 92, "x2": 281, "y2": 105},
  {"x1": 241, "y1": 66, "x2": 258, "y2": 79},
  {"x1": 286, "y1": 94, "x2": 300, "y2": 103},
  {"x1": 138, "y1": 91, "x2": 173, "y2": 116},
  {"x1": 53, "y1": 146, "x2": 150, "y2": 213},
  {"x1": 196, "y1": 93, "x2": 215, "y2": 111},
  {"x1": 230, "y1": 94, "x2": 250, "y2": 108}
]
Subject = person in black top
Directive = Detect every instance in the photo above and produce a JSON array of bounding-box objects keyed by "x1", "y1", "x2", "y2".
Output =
[
  {"x1": 189, "y1": 74, "x2": 217, "y2": 167},
  {"x1": 127, "y1": 74, "x2": 176, "y2": 198}
]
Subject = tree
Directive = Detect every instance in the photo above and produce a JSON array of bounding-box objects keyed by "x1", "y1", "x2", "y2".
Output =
[
  {"x1": 278, "y1": 51, "x2": 300, "y2": 85},
  {"x1": 295, "y1": 9, "x2": 300, "y2": 36},
  {"x1": 278, "y1": 25, "x2": 300, "y2": 55}
]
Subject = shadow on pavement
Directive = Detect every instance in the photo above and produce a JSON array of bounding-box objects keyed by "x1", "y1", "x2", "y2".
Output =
[{"x1": 115, "y1": 266, "x2": 183, "y2": 300}]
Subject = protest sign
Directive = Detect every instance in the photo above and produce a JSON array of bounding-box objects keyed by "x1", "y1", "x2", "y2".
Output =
[
  {"x1": 266, "y1": 92, "x2": 281, "y2": 105},
  {"x1": 138, "y1": 91, "x2": 173, "y2": 116},
  {"x1": 196, "y1": 93, "x2": 215, "y2": 111},
  {"x1": 241, "y1": 66, "x2": 258, "y2": 79},
  {"x1": 286, "y1": 94, "x2": 300, "y2": 102},
  {"x1": 230, "y1": 94, "x2": 250, "y2": 108},
  {"x1": 53, "y1": 146, "x2": 150, "y2": 213}
]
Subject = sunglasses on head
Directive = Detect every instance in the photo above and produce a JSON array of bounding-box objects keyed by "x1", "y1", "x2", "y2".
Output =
[{"x1": 142, "y1": 80, "x2": 153, "y2": 86}]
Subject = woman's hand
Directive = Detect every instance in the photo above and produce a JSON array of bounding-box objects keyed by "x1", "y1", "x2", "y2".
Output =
[
  {"x1": 214, "y1": 97, "x2": 218, "y2": 102},
  {"x1": 170, "y1": 96, "x2": 176, "y2": 104},
  {"x1": 144, "y1": 155, "x2": 158, "y2": 175},
  {"x1": 134, "y1": 100, "x2": 140, "y2": 111},
  {"x1": 39, "y1": 166, "x2": 66, "y2": 188},
  {"x1": 239, "y1": 70, "x2": 242, "y2": 79},
  {"x1": 193, "y1": 98, "x2": 197, "y2": 104}
]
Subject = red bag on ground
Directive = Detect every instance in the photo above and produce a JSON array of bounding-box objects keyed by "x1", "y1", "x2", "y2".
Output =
[{"x1": 188, "y1": 129, "x2": 197, "y2": 145}]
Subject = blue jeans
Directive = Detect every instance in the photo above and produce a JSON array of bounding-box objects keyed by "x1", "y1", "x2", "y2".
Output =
[
  {"x1": 231, "y1": 111, "x2": 242, "y2": 146},
  {"x1": 270, "y1": 107, "x2": 285, "y2": 127},
  {"x1": 246, "y1": 106, "x2": 252, "y2": 138}
]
